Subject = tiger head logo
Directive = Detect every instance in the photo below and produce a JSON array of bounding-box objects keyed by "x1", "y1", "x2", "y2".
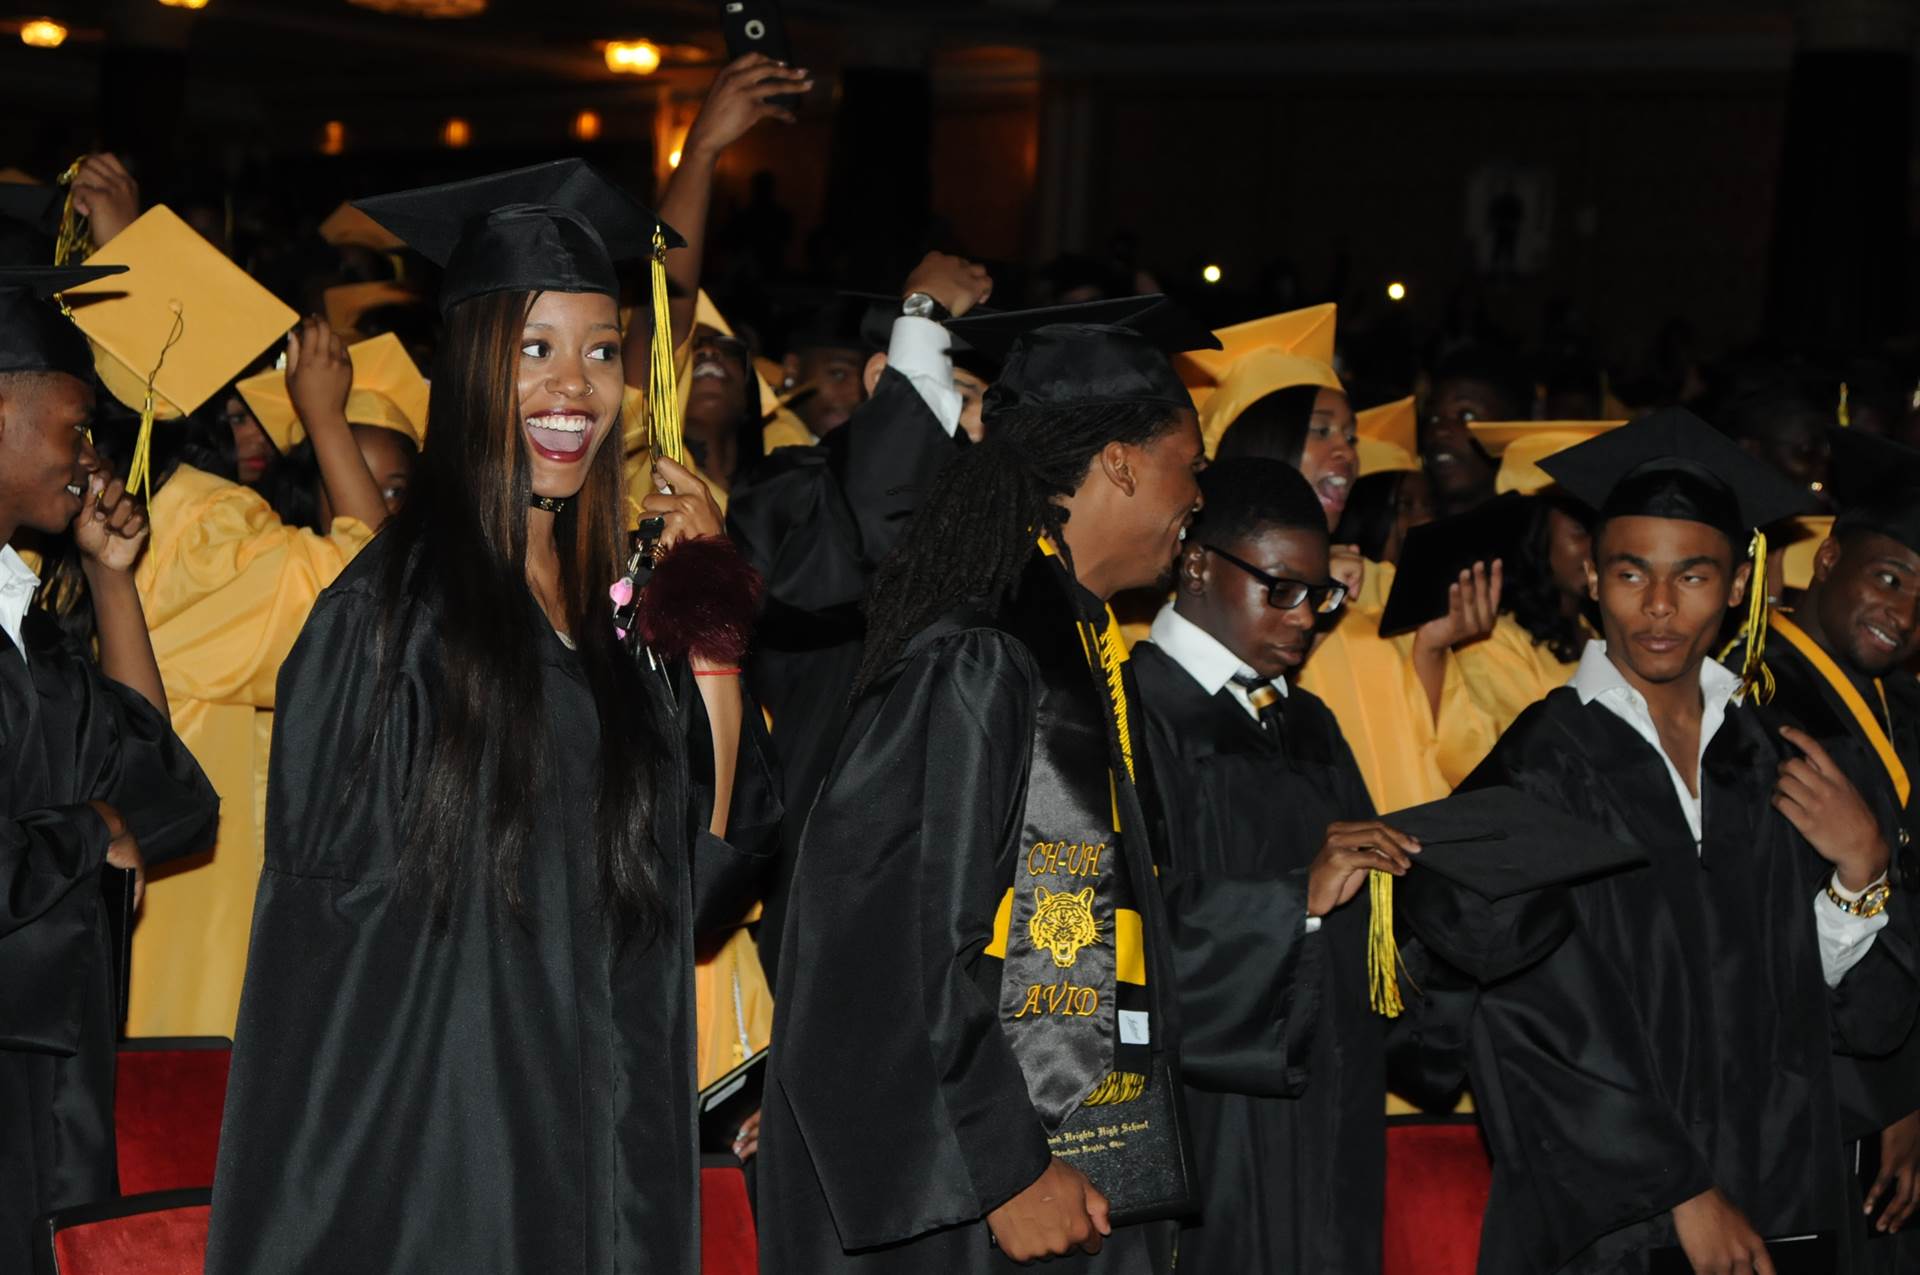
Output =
[{"x1": 1028, "y1": 885, "x2": 1102, "y2": 969}]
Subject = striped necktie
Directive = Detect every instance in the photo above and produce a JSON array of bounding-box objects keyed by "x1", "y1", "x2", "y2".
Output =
[{"x1": 1231, "y1": 673, "x2": 1285, "y2": 737}]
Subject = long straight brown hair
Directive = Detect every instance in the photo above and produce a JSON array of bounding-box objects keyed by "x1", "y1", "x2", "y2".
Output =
[{"x1": 372, "y1": 289, "x2": 670, "y2": 935}]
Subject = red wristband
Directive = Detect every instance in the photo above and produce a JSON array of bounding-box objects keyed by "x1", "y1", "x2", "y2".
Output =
[{"x1": 693, "y1": 667, "x2": 742, "y2": 678}]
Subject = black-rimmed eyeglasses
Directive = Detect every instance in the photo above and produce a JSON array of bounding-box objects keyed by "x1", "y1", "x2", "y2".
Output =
[{"x1": 1203, "y1": 544, "x2": 1348, "y2": 614}]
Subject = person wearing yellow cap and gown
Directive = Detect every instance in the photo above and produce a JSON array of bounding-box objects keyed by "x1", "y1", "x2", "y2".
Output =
[
  {"x1": 1402, "y1": 409, "x2": 1913, "y2": 1274},
  {"x1": 1186, "y1": 307, "x2": 1501, "y2": 812},
  {"x1": 1448, "y1": 420, "x2": 1622, "y2": 736},
  {"x1": 240, "y1": 331, "x2": 426, "y2": 528},
  {"x1": 61, "y1": 207, "x2": 395, "y2": 1039}
]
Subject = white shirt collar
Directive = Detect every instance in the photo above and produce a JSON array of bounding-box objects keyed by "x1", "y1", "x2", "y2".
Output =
[
  {"x1": 1148, "y1": 602, "x2": 1283, "y2": 719},
  {"x1": 1570, "y1": 640, "x2": 1740, "y2": 844},
  {"x1": 0, "y1": 545, "x2": 40, "y2": 665}
]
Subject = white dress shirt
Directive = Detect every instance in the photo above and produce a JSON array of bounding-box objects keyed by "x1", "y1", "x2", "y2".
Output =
[
  {"x1": 884, "y1": 315, "x2": 963, "y2": 438},
  {"x1": 1147, "y1": 601, "x2": 1283, "y2": 720},
  {"x1": 1147, "y1": 602, "x2": 1321, "y2": 931},
  {"x1": 0, "y1": 545, "x2": 40, "y2": 667},
  {"x1": 1569, "y1": 641, "x2": 1885, "y2": 987}
]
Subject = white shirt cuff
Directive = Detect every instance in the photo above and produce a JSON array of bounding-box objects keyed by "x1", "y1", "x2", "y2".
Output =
[
  {"x1": 886, "y1": 315, "x2": 963, "y2": 437},
  {"x1": 1304, "y1": 915, "x2": 1323, "y2": 935},
  {"x1": 1815, "y1": 872, "x2": 1889, "y2": 988}
]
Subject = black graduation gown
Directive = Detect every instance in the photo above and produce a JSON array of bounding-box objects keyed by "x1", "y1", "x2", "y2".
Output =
[
  {"x1": 726, "y1": 366, "x2": 963, "y2": 984},
  {"x1": 1128, "y1": 641, "x2": 1390, "y2": 1275},
  {"x1": 1130, "y1": 641, "x2": 1386, "y2": 1273},
  {"x1": 205, "y1": 541, "x2": 779, "y2": 1275},
  {"x1": 756, "y1": 557, "x2": 1178, "y2": 1275},
  {"x1": 0, "y1": 611, "x2": 218, "y2": 1270},
  {"x1": 1406, "y1": 688, "x2": 1920, "y2": 1275},
  {"x1": 1735, "y1": 628, "x2": 1920, "y2": 1269}
]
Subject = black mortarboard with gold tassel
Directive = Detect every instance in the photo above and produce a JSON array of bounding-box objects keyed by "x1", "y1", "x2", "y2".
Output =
[
  {"x1": 1541, "y1": 406, "x2": 1815, "y2": 704},
  {"x1": 356, "y1": 159, "x2": 756, "y2": 666}
]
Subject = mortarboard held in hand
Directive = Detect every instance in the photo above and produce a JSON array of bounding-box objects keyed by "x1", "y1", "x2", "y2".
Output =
[
  {"x1": 1389, "y1": 784, "x2": 1648, "y2": 985},
  {"x1": 1379, "y1": 491, "x2": 1531, "y2": 636},
  {"x1": 59, "y1": 206, "x2": 299, "y2": 499}
]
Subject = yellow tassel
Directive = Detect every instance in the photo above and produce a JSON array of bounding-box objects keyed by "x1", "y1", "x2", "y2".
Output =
[
  {"x1": 647, "y1": 226, "x2": 684, "y2": 468},
  {"x1": 1733, "y1": 529, "x2": 1775, "y2": 705},
  {"x1": 1837, "y1": 382, "x2": 1850, "y2": 428},
  {"x1": 1367, "y1": 870, "x2": 1406, "y2": 1018},
  {"x1": 53, "y1": 157, "x2": 92, "y2": 267},
  {"x1": 125, "y1": 303, "x2": 186, "y2": 502}
]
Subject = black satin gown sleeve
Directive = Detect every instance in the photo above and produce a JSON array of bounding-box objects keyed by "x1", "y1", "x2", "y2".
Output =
[
  {"x1": 1, "y1": 615, "x2": 216, "y2": 1038},
  {"x1": 730, "y1": 368, "x2": 966, "y2": 986},
  {"x1": 0, "y1": 613, "x2": 216, "y2": 1273},
  {"x1": 759, "y1": 624, "x2": 1053, "y2": 1259}
]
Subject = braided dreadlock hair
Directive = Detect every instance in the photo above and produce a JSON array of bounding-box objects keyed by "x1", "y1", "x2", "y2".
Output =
[{"x1": 854, "y1": 397, "x2": 1185, "y2": 696}]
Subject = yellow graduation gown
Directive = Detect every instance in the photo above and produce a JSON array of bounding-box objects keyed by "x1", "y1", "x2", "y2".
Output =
[
  {"x1": 694, "y1": 923, "x2": 775, "y2": 1090},
  {"x1": 1296, "y1": 559, "x2": 1499, "y2": 814},
  {"x1": 1453, "y1": 614, "x2": 1583, "y2": 739},
  {"x1": 126, "y1": 465, "x2": 373, "y2": 1037}
]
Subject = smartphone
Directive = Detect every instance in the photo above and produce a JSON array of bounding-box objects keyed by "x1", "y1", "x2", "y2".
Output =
[{"x1": 720, "y1": 0, "x2": 799, "y2": 110}]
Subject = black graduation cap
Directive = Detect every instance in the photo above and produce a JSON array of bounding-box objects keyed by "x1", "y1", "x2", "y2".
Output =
[
  {"x1": 352, "y1": 159, "x2": 684, "y2": 312},
  {"x1": 1387, "y1": 785, "x2": 1647, "y2": 900},
  {"x1": 1538, "y1": 406, "x2": 1813, "y2": 540},
  {"x1": 0, "y1": 180, "x2": 63, "y2": 239},
  {"x1": 948, "y1": 295, "x2": 1221, "y2": 418},
  {"x1": 0, "y1": 264, "x2": 128, "y2": 380},
  {"x1": 1379, "y1": 491, "x2": 1530, "y2": 635},
  {"x1": 1829, "y1": 427, "x2": 1920, "y2": 556}
]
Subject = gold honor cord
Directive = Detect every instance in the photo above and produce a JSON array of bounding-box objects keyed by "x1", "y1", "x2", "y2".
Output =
[
  {"x1": 1733, "y1": 529, "x2": 1775, "y2": 705},
  {"x1": 646, "y1": 226, "x2": 684, "y2": 469},
  {"x1": 1771, "y1": 612, "x2": 1912, "y2": 810},
  {"x1": 125, "y1": 303, "x2": 186, "y2": 502},
  {"x1": 53, "y1": 157, "x2": 93, "y2": 267}
]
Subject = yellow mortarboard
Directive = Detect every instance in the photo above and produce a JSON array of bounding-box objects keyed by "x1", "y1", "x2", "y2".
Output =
[
  {"x1": 1469, "y1": 420, "x2": 1627, "y2": 496},
  {"x1": 1179, "y1": 304, "x2": 1342, "y2": 455},
  {"x1": 1781, "y1": 515, "x2": 1835, "y2": 591},
  {"x1": 319, "y1": 202, "x2": 406, "y2": 253},
  {"x1": 323, "y1": 280, "x2": 423, "y2": 341},
  {"x1": 65, "y1": 206, "x2": 295, "y2": 421},
  {"x1": 1356, "y1": 395, "x2": 1418, "y2": 476},
  {"x1": 236, "y1": 333, "x2": 430, "y2": 453}
]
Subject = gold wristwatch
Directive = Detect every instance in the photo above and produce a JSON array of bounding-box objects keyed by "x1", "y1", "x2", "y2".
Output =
[{"x1": 1826, "y1": 876, "x2": 1893, "y2": 919}]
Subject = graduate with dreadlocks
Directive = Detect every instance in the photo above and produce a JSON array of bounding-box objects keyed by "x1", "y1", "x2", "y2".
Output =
[{"x1": 757, "y1": 299, "x2": 1217, "y2": 1273}]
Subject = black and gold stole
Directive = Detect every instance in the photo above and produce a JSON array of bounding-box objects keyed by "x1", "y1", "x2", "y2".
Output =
[{"x1": 983, "y1": 545, "x2": 1154, "y2": 1127}]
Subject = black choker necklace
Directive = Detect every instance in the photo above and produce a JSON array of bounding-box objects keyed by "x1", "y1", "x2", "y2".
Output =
[{"x1": 529, "y1": 494, "x2": 574, "y2": 514}]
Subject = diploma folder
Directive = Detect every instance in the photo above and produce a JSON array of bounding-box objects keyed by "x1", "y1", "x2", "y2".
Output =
[
  {"x1": 698, "y1": 1047, "x2": 767, "y2": 1155},
  {"x1": 1046, "y1": 1053, "x2": 1197, "y2": 1226}
]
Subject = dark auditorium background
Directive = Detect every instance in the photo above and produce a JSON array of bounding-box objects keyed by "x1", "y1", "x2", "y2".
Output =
[{"x1": 2, "y1": 0, "x2": 1915, "y2": 394}]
